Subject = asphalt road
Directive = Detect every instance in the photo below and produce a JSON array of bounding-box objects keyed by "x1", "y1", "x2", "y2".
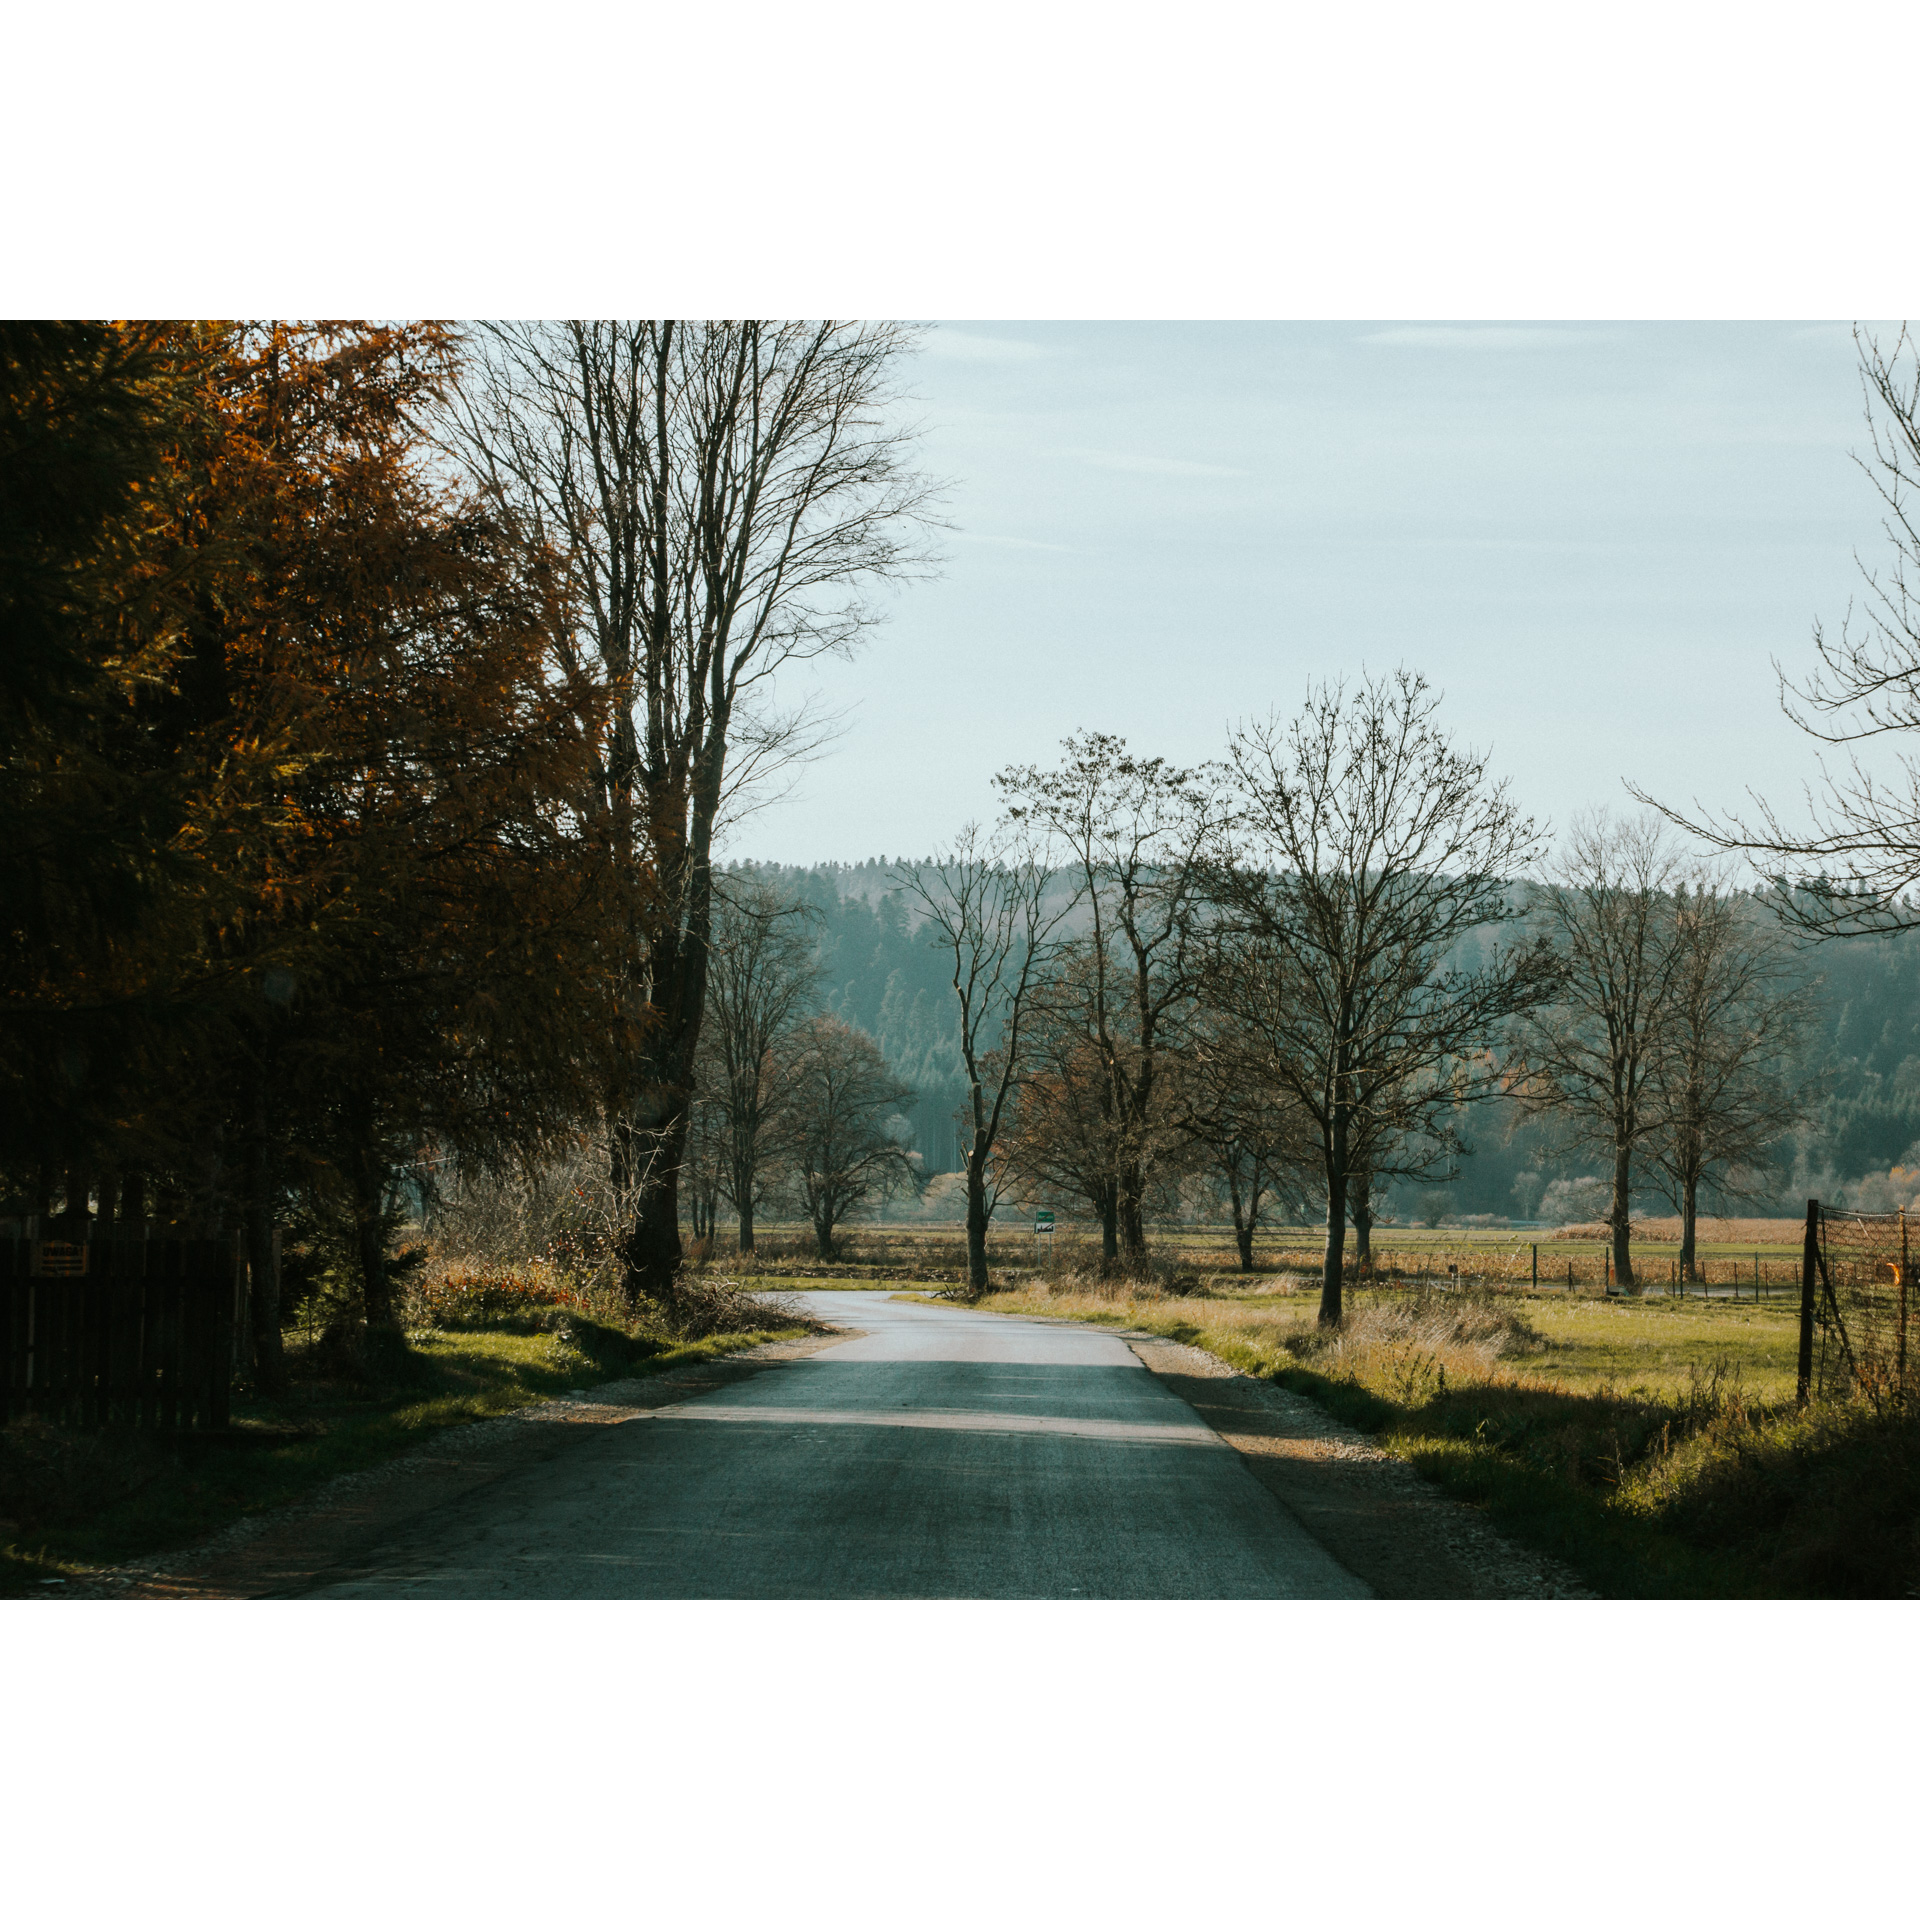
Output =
[{"x1": 306, "y1": 1292, "x2": 1371, "y2": 1599}]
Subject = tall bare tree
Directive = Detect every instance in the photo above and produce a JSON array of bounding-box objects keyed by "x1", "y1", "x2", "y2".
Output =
[
  {"x1": 444, "y1": 322, "x2": 939, "y2": 1300},
  {"x1": 899, "y1": 823, "x2": 1078, "y2": 1296},
  {"x1": 1511, "y1": 811, "x2": 1690, "y2": 1294},
  {"x1": 1204, "y1": 671, "x2": 1553, "y2": 1325},
  {"x1": 996, "y1": 734, "x2": 1223, "y2": 1256},
  {"x1": 997, "y1": 958, "x2": 1126, "y2": 1257},
  {"x1": 702, "y1": 874, "x2": 822, "y2": 1252},
  {"x1": 782, "y1": 1015, "x2": 917, "y2": 1258},
  {"x1": 1649, "y1": 880, "x2": 1818, "y2": 1278}
]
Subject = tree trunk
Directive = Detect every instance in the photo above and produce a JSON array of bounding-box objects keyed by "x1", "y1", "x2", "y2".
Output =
[
  {"x1": 964, "y1": 1082, "x2": 991, "y2": 1296},
  {"x1": 1611, "y1": 1139, "x2": 1636, "y2": 1293},
  {"x1": 1228, "y1": 1152, "x2": 1259, "y2": 1274},
  {"x1": 1228, "y1": 1167, "x2": 1256, "y2": 1272},
  {"x1": 118, "y1": 1170, "x2": 146, "y2": 1229},
  {"x1": 813, "y1": 1202, "x2": 835, "y2": 1259},
  {"x1": 1099, "y1": 1186, "x2": 1119, "y2": 1270},
  {"x1": 738, "y1": 1192, "x2": 756, "y2": 1254},
  {"x1": 1320, "y1": 1131, "x2": 1348, "y2": 1326},
  {"x1": 624, "y1": 1164, "x2": 685, "y2": 1303},
  {"x1": 621, "y1": 1091, "x2": 689, "y2": 1303},
  {"x1": 964, "y1": 1170, "x2": 990, "y2": 1295},
  {"x1": 1118, "y1": 1162, "x2": 1146, "y2": 1257},
  {"x1": 1350, "y1": 1167, "x2": 1374, "y2": 1268},
  {"x1": 1680, "y1": 1175, "x2": 1698, "y2": 1291}
]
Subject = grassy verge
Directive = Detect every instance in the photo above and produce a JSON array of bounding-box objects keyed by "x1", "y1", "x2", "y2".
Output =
[
  {"x1": 0, "y1": 1317, "x2": 800, "y2": 1597},
  {"x1": 947, "y1": 1277, "x2": 1919, "y2": 1598}
]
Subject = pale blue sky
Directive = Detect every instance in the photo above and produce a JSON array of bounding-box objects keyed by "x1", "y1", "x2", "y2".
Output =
[{"x1": 735, "y1": 320, "x2": 1891, "y2": 867}]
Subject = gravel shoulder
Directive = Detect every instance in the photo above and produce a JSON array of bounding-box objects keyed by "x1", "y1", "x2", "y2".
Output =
[{"x1": 1121, "y1": 1331, "x2": 1592, "y2": 1598}]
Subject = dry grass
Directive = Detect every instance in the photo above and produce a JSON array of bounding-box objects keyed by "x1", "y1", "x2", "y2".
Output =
[
  {"x1": 973, "y1": 1275, "x2": 1546, "y2": 1394},
  {"x1": 1549, "y1": 1215, "x2": 1808, "y2": 1244},
  {"x1": 1285, "y1": 1291, "x2": 1551, "y2": 1397}
]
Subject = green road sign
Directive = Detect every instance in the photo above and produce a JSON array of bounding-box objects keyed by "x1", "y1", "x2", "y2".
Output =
[{"x1": 1034, "y1": 1209, "x2": 1055, "y2": 1232}]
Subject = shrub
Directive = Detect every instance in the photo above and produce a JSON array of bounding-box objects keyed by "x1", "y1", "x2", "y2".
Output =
[
  {"x1": 1283, "y1": 1288, "x2": 1550, "y2": 1402},
  {"x1": 410, "y1": 1260, "x2": 583, "y2": 1330}
]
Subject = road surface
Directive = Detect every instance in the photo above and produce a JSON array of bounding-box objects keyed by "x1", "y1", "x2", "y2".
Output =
[{"x1": 306, "y1": 1291, "x2": 1371, "y2": 1599}]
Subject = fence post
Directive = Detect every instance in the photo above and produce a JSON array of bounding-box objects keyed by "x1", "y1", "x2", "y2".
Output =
[
  {"x1": 1798, "y1": 1198, "x2": 1819, "y2": 1409},
  {"x1": 1900, "y1": 1207, "x2": 1909, "y2": 1393}
]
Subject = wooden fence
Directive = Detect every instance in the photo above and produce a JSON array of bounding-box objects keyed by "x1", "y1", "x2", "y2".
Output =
[{"x1": 0, "y1": 1237, "x2": 239, "y2": 1430}]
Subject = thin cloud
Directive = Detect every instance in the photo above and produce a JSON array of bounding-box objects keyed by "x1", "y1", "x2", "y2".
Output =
[
  {"x1": 1359, "y1": 325, "x2": 1605, "y2": 350},
  {"x1": 1075, "y1": 450, "x2": 1249, "y2": 479},
  {"x1": 925, "y1": 327, "x2": 1050, "y2": 362},
  {"x1": 953, "y1": 531, "x2": 1078, "y2": 553}
]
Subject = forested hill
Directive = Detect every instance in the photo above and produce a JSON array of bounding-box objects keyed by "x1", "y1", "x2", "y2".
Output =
[
  {"x1": 728, "y1": 861, "x2": 1920, "y2": 1208},
  {"x1": 731, "y1": 862, "x2": 971, "y2": 1172},
  {"x1": 1798, "y1": 929, "x2": 1920, "y2": 1175}
]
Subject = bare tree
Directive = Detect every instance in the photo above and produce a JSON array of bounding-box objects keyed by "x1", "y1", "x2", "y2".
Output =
[
  {"x1": 996, "y1": 734, "x2": 1223, "y2": 1255},
  {"x1": 702, "y1": 875, "x2": 822, "y2": 1251},
  {"x1": 1204, "y1": 671, "x2": 1553, "y2": 1325},
  {"x1": 1165, "y1": 1013, "x2": 1316, "y2": 1271},
  {"x1": 1648, "y1": 880, "x2": 1819, "y2": 1279},
  {"x1": 782, "y1": 1015, "x2": 917, "y2": 1258},
  {"x1": 680, "y1": 1068, "x2": 727, "y2": 1254},
  {"x1": 443, "y1": 321, "x2": 939, "y2": 1301},
  {"x1": 898, "y1": 823, "x2": 1078, "y2": 1296},
  {"x1": 996, "y1": 962, "x2": 1125, "y2": 1256},
  {"x1": 1510, "y1": 811, "x2": 1690, "y2": 1294},
  {"x1": 1634, "y1": 328, "x2": 1920, "y2": 937}
]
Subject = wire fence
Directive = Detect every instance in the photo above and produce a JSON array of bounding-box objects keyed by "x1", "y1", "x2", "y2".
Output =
[
  {"x1": 1808, "y1": 1204, "x2": 1911, "y2": 1407},
  {"x1": 786, "y1": 1219, "x2": 1811, "y2": 1300}
]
